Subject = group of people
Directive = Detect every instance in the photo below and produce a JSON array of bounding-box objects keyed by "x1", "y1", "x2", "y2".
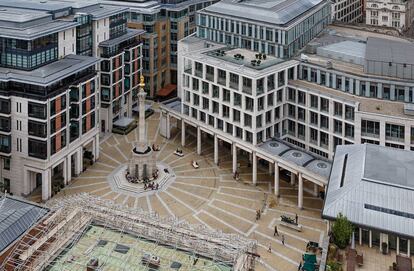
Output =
[
  {"x1": 255, "y1": 209, "x2": 262, "y2": 221},
  {"x1": 175, "y1": 148, "x2": 183, "y2": 154},
  {"x1": 144, "y1": 182, "x2": 159, "y2": 191},
  {"x1": 233, "y1": 171, "x2": 240, "y2": 181},
  {"x1": 152, "y1": 144, "x2": 160, "y2": 151},
  {"x1": 125, "y1": 169, "x2": 159, "y2": 184}
]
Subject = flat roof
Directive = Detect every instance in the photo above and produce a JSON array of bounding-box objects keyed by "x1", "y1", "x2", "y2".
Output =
[
  {"x1": 205, "y1": 47, "x2": 284, "y2": 71},
  {"x1": 181, "y1": 37, "x2": 295, "y2": 78},
  {"x1": 99, "y1": 28, "x2": 145, "y2": 47},
  {"x1": 0, "y1": 54, "x2": 99, "y2": 86},
  {"x1": 0, "y1": 7, "x2": 50, "y2": 23},
  {"x1": 288, "y1": 80, "x2": 413, "y2": 119},
  {"x1": 366, "y1": 37, "x2": 414, "y2": 66},
  {"x1": 0, "y1": 195, "x2": 49, "y2": 253},
  {"x1": 323, "y1": 144, "x2": 414, "y2": 238},
  {"x1": 202, "y1": 0, "x2": 326, "y2": 27}
]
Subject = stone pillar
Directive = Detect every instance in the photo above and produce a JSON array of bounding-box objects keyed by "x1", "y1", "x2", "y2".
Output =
[
  {"x1": 66, "y1": 156, "x2": 72, "y2": 185},
  {"x1": 62, "y1": 159, "x2": 67, "y2": 186},
  {"x1": 232, "y1": 143, "x2": 237, "y2": 174},
  {"x1": 268, "y1": 162, "x2": 273, "y2": 174},
  {"x1": 181, "y1": 121, "x2": 186, "y2": 147},
  {"x1": 42, "y1": 168, "x2": 51, "y2": 201},
  {"x1": 369, "y1": 230, "x2": 372, "y2": 248},
  {"x1": 290, "y1": 172, "x2": 296, "y2": 185},
  {"x1": 298, "y1": 173, "x2": 303, "y2": 209},
  {"x1": 408, "y1": 240, "x2": 411, "y2": 257},
  {"x1": 313, "y1": 183, "x2": 319, "y2": 197},
  {"x1": 252, "y1": 152, "x2": 257, "y2": 185},
  {"x1": 166, "y1": 114, "x2": 171, "y2": 139},
  {"x1": 197, "y1": 127, "x2": 201, "y2": 155},
  {"x1": 359, "y1": 228, "x2": 362, "y2": 245},
  {"x1": 94, "y1": 133, "x2": 100, "y2": 160},
  {"x1": 274, "y1": 163, "x2": 280, "y2": 197},
  {"x1": 397, "y1": 237, "x2": 400, "y2": 255},
  {"x1": 214, "y1": 135, "x2": 219, "y2": 165}
]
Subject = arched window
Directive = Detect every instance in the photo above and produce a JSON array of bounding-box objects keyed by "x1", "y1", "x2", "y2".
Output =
[{"x1": 392, "y1": 5, "x2": 400, "y2": 10}]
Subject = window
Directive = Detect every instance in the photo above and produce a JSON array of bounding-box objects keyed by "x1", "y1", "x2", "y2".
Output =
[
  {"x1": 3, "y1": 158, "x2": 10, "y2": 170},
  {"x1": 386, "y1": 123, "x2": 405, "y2": 142},
  {"x1": 361, "y1": 120, "x2": 380, "y2": 138}
]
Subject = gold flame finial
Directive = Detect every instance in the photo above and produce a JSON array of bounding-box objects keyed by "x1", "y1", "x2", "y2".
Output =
[{"x1": 139, "y1": 75, "x2": 145, "y2": 88}]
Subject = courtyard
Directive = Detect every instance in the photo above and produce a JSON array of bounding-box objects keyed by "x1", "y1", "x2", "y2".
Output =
[{"x1": 50, "y1": 108, "x2": 327, "y2": 271}]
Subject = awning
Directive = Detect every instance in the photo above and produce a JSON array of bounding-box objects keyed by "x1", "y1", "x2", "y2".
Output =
[
  {"x1": 157, "y1": 84, "x2": 176, "y2": 97},
  {"x1": 133, "y1": 104, "x2": 151, "y2": 112},
  {"x1": 113, "y1": 117, "x2": 135, "y2": 127}
]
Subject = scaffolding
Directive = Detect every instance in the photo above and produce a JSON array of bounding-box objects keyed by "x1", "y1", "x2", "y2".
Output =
[{"x1": 1, "y1": 193, "x2": 257, "y2": 271}]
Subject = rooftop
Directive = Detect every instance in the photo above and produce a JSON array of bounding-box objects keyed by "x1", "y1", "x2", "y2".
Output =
[
  {"x1": 0, "y1": 54, "x2": 99, "y2": 86},
  {"x1": 300, "y1": 25, "x2": 414, "y2": 82},
  {"x1": 181, "y1": 37, "x2": 295, "y2": 77},
  {"x1": 289, "y1": 80, "x2": 413, "y2": 119},
  {"x1": 366, "y1": 37, "x2": 414, "y2": 66},
  {"x1": 0, "y1": 195, "x2": 49, "y2": 253},
  {"x1": 323, "y1": 144, "x2": 414, "y2": 238},
  {"x1": 99, "y1": 28, "x2": 145, "y2": 47},
  {"x1": 202, "y1": 0, "x2": 326, "y2": 27},
  {"x1": 205, "y1": 48, "x2": 284, "y2": 70}
]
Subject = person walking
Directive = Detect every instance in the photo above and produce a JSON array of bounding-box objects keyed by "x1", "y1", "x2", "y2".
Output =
[
  {"x1": 274, "y1": 225, "x2": 279, "y2": 236},
  {"x1": 298, "y1": 261, "x2": 302, "y2": 271},
  {"x1": 295, "y1": 213, "x2": 298, "y2": 224},
  {"x1": 268, "y1": 243, "x2": 272, "y2": 253},
  {"x1": 281, "y1": 235, "x2": 285, "y2": 245}
]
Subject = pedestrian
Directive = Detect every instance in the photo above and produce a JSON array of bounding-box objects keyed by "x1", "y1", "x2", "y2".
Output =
[
  {"x1": 274, "y1": 225, "x2": 279, "y2": 236},
  {"x1": 298, "y1": 261, "x2": 302, "y2": 271},
  {"x1": 282, "y1": 235, "x2": 285, "y2": 245},
  {"x1": 295, "y1": 213, "x2": 298, "y2": 224},
  {"x1": 268, "y1": 243, "x2": 272, "y2": 253}
]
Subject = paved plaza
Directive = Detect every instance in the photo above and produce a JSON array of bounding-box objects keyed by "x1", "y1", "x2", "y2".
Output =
[{"x1": 52, "y1": 108, "x2": 327, "y2": 271}]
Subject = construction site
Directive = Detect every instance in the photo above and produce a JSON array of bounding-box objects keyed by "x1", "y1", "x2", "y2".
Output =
[{"x1": 0, "y1": 193, "x2": 257, "y2": 271}]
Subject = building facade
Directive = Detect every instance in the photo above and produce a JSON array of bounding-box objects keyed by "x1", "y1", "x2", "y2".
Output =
[
  {"x1": 196, "y1": 0, "x2": 331, "y2": 59},
  {"x1": 0, "y1": 0, "x2": 144, "y2": 200},
  {"x1": 366, "y1": 0, "x2": 414, "y2": 30},
  {"x1": 160, "y1": 1, "x2": 414, "y2": 210},
  {"x1": 331, "y1": 0, "x2": 363, "y2": 23},
  {"x1": 102, "y1": 0, "x2": 218, "y2": 98}
]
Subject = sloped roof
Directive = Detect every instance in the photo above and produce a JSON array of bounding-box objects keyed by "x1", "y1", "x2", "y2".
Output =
[
  {"x1": 323, "y1": 144, "x2": 414, "y2": 238},
  {"x1": 0, "y1": 195, "x2": 49, "y2": 252}
]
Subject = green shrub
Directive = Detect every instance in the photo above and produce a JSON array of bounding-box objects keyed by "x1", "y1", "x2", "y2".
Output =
[{"x1": 332, "y1": 213, "x2": 353, "y2": 249}]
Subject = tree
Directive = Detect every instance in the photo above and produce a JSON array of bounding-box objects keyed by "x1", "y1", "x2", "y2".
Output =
[{"x1": 331, "y1": 213, "x2": 353, "y2": 249}]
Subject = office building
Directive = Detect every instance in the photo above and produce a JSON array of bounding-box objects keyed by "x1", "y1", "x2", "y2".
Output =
[
  {"x1": 196, "y1": 0, "x2": 331, "y2": 59},
  {"x1": 160, "y1": 4, "x2": 414, "y2": 210},
  {"x1": 102, "y1": 0, "x2": 218, "y2": 98},
  {"x1": 366, "y1": 0, "x2": 414, "y2": 30},
  {"x1": 331, "y1": 0, "x2": 363, "y2": 23},
  {"x1": 0, "y1": 0, "x2": 143, "y2": 200}
]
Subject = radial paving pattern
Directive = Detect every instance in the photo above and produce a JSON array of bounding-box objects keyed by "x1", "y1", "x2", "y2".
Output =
[{"x1": 56, "y1": 109, "x2": 327, "y2": 271}]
